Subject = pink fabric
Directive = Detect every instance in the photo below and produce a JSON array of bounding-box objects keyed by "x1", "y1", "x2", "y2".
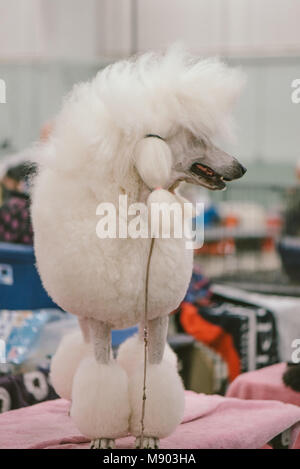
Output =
[
  {"x1": 0, "y1": 391, "x2": 300, "y2": 449},
  {"x1": 226, "y1": 363, "x2": 300, "y2": 407}
]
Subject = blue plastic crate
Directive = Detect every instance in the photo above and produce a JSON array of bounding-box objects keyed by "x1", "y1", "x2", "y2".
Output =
[
  {"x1": 0, "y1": 242, "x2": 57, "y2": 310},
  {"x1": 111, "y1": 326, "x2": 138, "y2": 347},
  {"x1": 0, "y1": 242, "x2": 138, "y2": 344}
]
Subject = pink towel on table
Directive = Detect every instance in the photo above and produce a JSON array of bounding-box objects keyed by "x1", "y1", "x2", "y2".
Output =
[
  {"x1": 226, "y1": 363, "x2": 300, "y2": 407},
  {"x1": 0, "y1": 391, "x2": 300, "y2": 449}
]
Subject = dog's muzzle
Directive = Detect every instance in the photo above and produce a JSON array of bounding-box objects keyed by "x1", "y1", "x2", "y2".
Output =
[{"x1": 189, "y1": 161, "x2": 247, "y2": 190}]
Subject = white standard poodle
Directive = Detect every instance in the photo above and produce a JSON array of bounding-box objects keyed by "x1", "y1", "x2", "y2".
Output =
[{"x1": 31, "y1": 46, "x2": 246, "y2": 449}]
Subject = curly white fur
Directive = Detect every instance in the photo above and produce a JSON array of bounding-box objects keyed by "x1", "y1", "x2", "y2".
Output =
[
  {"x1": 117, "y1": 334, "x2": 178, "y2": 376},
  {"x1": 71, "y1": 357, "x2": 130, "y2": 439},
  {"x1": 50, "y1": 329, "x2": 93, "y2": 400},
  {"x1": 129, "y1": 361, "x2": 185, "y2": 438}
]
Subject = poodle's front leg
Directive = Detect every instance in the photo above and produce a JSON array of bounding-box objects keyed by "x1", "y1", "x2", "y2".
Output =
[
  {"x1": 89, "y1": 318, "x2": 111, "y2": 364},
  {"x1": 148, "y1": 316, "x2": 168, "y2": 364},
  {"x1": 71, "y1": 319, "x2": 130, "y2": 449},
  {"x1": 129, "y1": 316, "x2": 185, "y2": 449}
]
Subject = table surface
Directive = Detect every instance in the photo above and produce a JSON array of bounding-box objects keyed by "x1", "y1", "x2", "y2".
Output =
[{"x1": 0, "y1": 389, "x2": 300, "y2": 449}]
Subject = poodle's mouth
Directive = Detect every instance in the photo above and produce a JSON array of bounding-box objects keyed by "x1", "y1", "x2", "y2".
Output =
[{"x1": 189, "y1": 162, "x2": 228, "y2": 190}]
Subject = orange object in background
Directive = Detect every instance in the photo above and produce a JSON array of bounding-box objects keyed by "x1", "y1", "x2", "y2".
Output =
[
  {"x1": 224, "y1": 214, "x2": 239, "y2": 228},
  {"x1": 180, "y1": 302, "x2": 241, "y2": 382},
  {"x1": 195, "y1": 238, "x2": 236, "y2": 256}
]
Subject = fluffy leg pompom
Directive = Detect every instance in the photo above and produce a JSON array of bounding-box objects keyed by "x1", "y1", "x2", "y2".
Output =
[
  {"x1": 71, "y1": 356, "x2": 130, "y2": 441},
  {"x1": 129, "y1": 361, "x2": 185, "y2": 440},
  {"x1": 117, "y1": 334, "x2": 178, "y2": 376},
  {"x1": 50, "y1": 329, "x2": 92, "y2": 400}
]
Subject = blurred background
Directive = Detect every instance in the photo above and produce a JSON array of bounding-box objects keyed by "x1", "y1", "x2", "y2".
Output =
[{"x1": 0, "y1": 1, "x2": 300, "y2": 410}]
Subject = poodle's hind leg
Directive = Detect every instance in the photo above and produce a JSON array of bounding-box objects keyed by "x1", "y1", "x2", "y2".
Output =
[
  {"x1": 129, "y1": 316, "x2": 185, "y2": 449},
  {"x1": 70, "y1": 319, "x2": 130, "y2": 449}
]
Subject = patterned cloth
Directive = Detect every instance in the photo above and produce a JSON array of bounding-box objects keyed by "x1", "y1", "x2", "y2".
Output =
[
  {"x1": 179, "y1": 270, "x2": 279, "y2": 382},
  {"x1": 0, "y1": 367, "x2": 58, "y2": 414},
  {"x1": 0, "y1": 192, "x2": 33, "y2": 245}
]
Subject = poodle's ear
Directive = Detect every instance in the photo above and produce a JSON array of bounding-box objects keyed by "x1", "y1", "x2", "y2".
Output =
[{"x1": 134, "y1": 137, "x2": 172, "y2": 189}]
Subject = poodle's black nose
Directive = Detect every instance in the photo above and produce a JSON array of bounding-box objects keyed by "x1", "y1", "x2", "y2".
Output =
[
  {"x1": 240, "y1": 164, "x2": 247, "y2": 176},
  {"x1": 227, "y1": 162, "x2": 247, "y2": 181}
]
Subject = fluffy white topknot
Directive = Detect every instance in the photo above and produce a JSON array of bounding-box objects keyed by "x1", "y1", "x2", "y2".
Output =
[{"x1": 36, "y1": 45, "x2": 244, "y2": 182}]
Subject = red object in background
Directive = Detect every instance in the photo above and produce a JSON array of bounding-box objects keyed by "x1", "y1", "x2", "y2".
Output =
[
  {"x1": 266, "y1": 213, "x2": 283, "y2": 230},
  {"x1": 261, "y1": 237, "x2": 275, "y2": 252}
]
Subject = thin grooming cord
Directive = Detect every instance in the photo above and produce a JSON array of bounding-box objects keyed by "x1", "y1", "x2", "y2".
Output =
[
  {"x1": 140, "y1": 235, "x2": 155, "y2": 446},
  {"x1": 140, "y1": 133, "x2": 169, "y2": 446}
]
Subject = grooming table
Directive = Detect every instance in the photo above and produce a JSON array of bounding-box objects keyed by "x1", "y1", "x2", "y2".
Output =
[
  {"x1": 0, "y1": 391, "x2": 300, "y2": 449},
  {"x1": 226, "y1": 363, "x2": 300, "y2": 407}
]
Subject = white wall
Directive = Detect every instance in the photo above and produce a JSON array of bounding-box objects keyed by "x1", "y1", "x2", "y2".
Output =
[
  {"x1": 137, "y1": 0, "x2": 300, "y2": 56},
  {"x1": 136, "y1": 0, "x2": 224, "y2": 56},
  {"x1": 226, "y1": 58, "x2": 300, "y2": 164},
  {"x1": 1, "y1": 0, "x2": 300, "y2": 60},
  {"x1": 0, "y1": 0, "x2": 46, "y2": 59},
  {"x1": 0, "y1": 0, "x2": 133, "y2": 60}
]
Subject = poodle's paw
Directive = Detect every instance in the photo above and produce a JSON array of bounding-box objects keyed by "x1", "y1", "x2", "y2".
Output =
[
  {"x1": 129, "y1": 361, "x2": 185, "y2": 439},
  {"x1": 117, "y1": 334, "x2": 178, "y2": 376},
  {"x1": 90, "y1": 438, "x2": 116, "y2": 449},
  {"x1": 71, "y1": 357, "x2": 130, "y2": 439},
  {"x1": 135, "y1": 436, "x2": 159, "y2": 449},
  {"x1": 50, "y1": 329, "x2": 92, "y2": 400}
]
